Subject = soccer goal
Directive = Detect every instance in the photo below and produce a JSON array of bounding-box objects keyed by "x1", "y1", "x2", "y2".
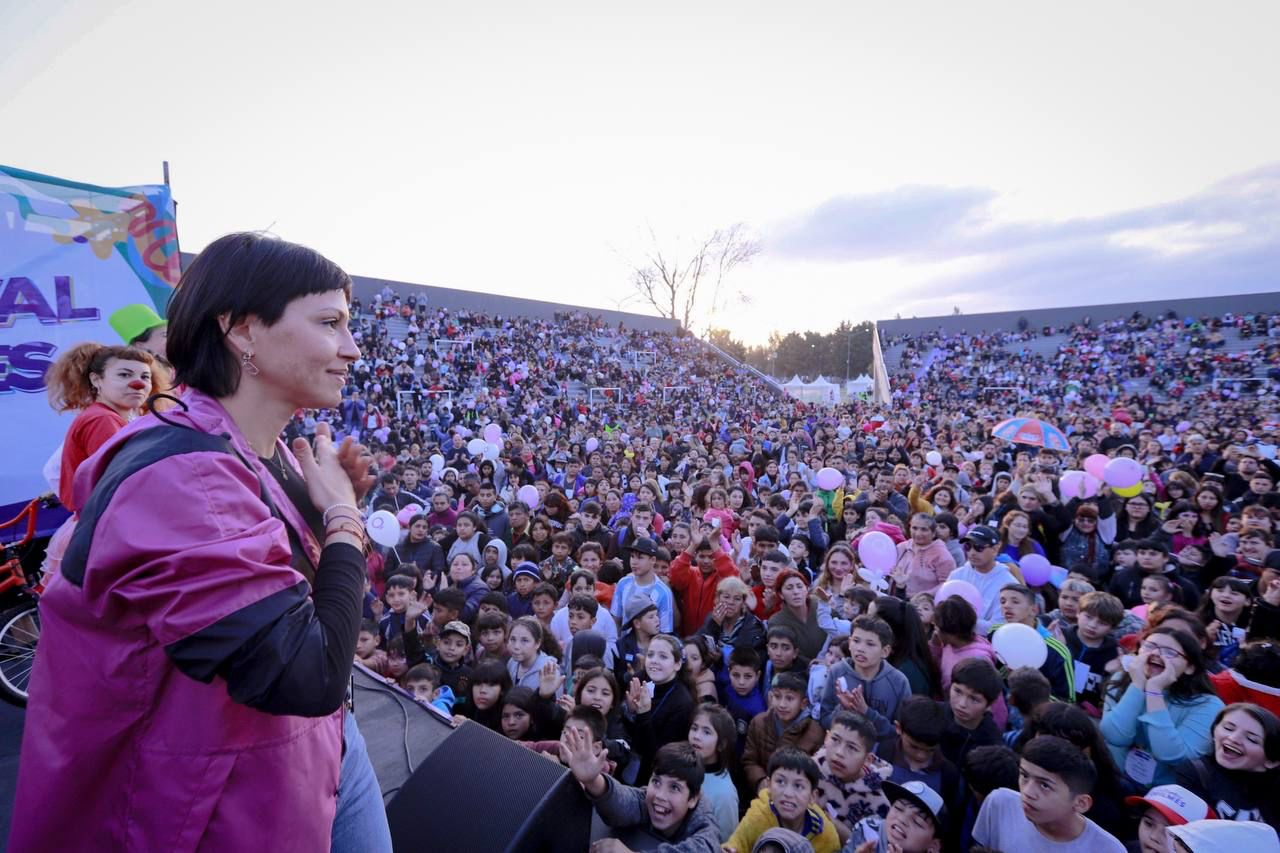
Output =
[
  {"x1": 432, "y1": 339, "x2": 473, "y2": 357},
  {"x1": 589, "y1": 387, "x2": 622, "y2": 406},
  {"x1": 627, "y1": 350, "x2": 657, "y2": 370},
  {"x1": 661, "y1": 385, "x2": 690, "y2": 402}
]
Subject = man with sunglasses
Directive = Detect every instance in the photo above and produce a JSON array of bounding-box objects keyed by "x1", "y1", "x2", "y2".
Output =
[{"x1": 946, "y1": 526, "x2": 1021, "y2": 631}]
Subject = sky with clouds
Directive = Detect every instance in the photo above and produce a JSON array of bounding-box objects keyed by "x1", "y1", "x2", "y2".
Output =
[{"x1": 3, "y1": 0, "x2": 1277, "y2": 344}]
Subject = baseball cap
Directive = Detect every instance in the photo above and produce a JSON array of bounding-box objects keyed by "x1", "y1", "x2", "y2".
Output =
[
  {"x1": 1125, "y1": 784, "x2": 1214, "y2": 826},
  {"x1": 883, "y1": 780, "x2": 947, "y2": 833},
  {"x1": 441, "y1": 621, "x2": 471, "y2": 643},
  {"x1": 628, "y1": 537, "x2": 659, "y2": 557},
  {"x1": 962, "y1": 526, "x2": 1000, "y2": 548},
  {"x1": 1167, "y1": 820, "x2": 1280, "y2": 853}
]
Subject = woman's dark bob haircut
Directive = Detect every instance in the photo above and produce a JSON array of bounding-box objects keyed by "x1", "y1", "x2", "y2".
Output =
[{"x1": 167, "y1": 232, "x2": 351, "y2": 397}]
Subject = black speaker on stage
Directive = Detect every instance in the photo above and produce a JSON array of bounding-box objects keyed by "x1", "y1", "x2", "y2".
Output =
[{"x1": 351, "y1": 662, "x2": 592, "y2": 852}]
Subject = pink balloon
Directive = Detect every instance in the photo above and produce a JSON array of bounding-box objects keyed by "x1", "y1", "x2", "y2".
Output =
[
  {"x1": 517, "y1": 484, "x2": 541, "y2": 510},
  {"x1": 857, "y1": 531, "x2": 897, "y2": 573},
  {"x1": 1059, "y1": 470, "x2": 1084, "y2": 500},
  {"x1": 1059, "y1": 470, "x2": 1101, "y2": 500},
  {"x1": 815, "y1": 467, "x2": 843, "y2": 491},
  {"x1": 1084, "y1": 454, "x2": 1109, "y2": 480},
  {"x1": 1020, "y1": 553, "x2": 1052, "y2": 586},
  {"x1": 934, "y1": 579, "x2": 983, "y2": 615},
  {"x1": 483, "y1": 423, "x2": 502, "y2": 444},
  {"x1": 397, "y1": 504, "x2": 423, "y2": 527},
  {"x1": 1081, "y1": 473, "x2": 1102, "y2": 498},
  {"x1": 1103, "y1": 457, "x2": 1143, "y2": 489}
]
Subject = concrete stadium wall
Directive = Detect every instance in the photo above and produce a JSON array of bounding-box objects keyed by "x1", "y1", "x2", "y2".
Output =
[
  {"x1": 876, "y1": 291, "x2": 1280, "y2": 339},
  {"x1": 178, "y1": 253, "x2": 681, "y2": 334}
]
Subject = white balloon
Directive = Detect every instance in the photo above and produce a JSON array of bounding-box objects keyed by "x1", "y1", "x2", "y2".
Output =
[
  {"x1": 483, "y1": 442, "x2": 501, "y2": 461},
  {"x1": 925, "y1": 451, "x2": 943, "y2": 466},
  {"x1": 991, "y1": 623, "x2": 1048, "y2": 669},
  {"x1": 466, "y1": 437, "x2": 486, "y2": 455},
  {"x1": 366, "y1": 511, "x2": 402, "y2": 548}
]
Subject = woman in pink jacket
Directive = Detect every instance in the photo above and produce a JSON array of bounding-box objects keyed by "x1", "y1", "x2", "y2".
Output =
[
  {"x1": 890, "y1": 512, "x2": 957, "y2": 597},
  {"x1": 11, "y1": 233, "x2": 386, "y2": 852}
]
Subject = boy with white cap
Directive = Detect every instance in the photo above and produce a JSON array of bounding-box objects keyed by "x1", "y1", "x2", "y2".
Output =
[{"x1": 1125, "y1": 784, "x2": 1215, "y2": 853}]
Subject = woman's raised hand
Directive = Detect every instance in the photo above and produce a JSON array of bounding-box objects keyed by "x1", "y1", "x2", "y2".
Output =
[
  {"x1": 336, "y1": 432, "x2": 377, "y2": 501},
  {"x1": 293, "y1": 422, "x2": 358, "y2": 513}
]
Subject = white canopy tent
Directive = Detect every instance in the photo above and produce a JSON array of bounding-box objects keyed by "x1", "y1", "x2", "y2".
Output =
[
  {"x1": 782, "y1": 374, "x2": 840, "y2": 406},
  {"x1": 846, "y1": 374, "x2": 873, "y2": 397}
]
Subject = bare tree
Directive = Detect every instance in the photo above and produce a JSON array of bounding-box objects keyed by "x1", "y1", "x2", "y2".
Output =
[{"x1": 628, "y1": 223, "x2": 760, "y2": 333}]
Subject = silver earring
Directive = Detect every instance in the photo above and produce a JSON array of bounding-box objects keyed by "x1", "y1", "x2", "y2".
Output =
[{"x1": 241, "y1": 350, "x2": 260, "y2": 376}]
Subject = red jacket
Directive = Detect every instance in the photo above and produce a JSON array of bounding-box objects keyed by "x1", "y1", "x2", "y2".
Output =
[
  {"x1": 1210, "y1": 669, "x2": 1280, "y2": 717},
  {"x1": 666, "y1": 550, "x2": 738, "y2": 636}
]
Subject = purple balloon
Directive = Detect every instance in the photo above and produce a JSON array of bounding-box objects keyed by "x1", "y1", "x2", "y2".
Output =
[
  {"x1": 934, "y1": 579, "x2": 983, "y2": 615},
  {"x1": 1103, "y1": 456, "x2": 1143, "y2": 489},
  {"x1": 1020, "y1": 553, "x2": 1052, "y2": 586},
  {"x1": 483, "y1": 423, "x2": 502, "y2": 444}
]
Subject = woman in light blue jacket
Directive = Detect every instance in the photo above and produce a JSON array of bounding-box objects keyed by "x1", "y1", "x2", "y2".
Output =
[{"x1": 1101, "y1": 624, "x2": 1223, "y2": 787}]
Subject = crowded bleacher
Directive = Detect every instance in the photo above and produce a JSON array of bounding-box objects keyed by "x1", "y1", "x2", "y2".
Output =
[
  {"x1": 25, "y1": 240, "x2": 1280, "y2": 852},
  {"x1": 315, "y1": 289, "x2": 1280, "y2": 850}
]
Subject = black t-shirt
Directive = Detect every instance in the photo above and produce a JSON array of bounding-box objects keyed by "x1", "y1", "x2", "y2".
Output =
[
  {"x1": 260, "y1": 449, "x2": 325, "y2": 585},
  {"x1": 1175, "y1": 758, "x2": 1280, "y2": 826},
  {"x1": 1064, "y1": 626, "x2": 1119, "y2": 711}
]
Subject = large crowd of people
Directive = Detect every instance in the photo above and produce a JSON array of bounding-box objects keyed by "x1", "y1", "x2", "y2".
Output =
[
  {"x1": 335, "y1": 295, "x2": 1280, "y2": 851},
  {"x1": 15, "y1": 235, "x2": 1280, "y2": 853}
]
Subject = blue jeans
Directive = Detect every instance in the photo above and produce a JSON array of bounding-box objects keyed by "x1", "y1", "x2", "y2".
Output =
[{"x1": 331, "y1": 712, "x2": 392, "y2": 853}]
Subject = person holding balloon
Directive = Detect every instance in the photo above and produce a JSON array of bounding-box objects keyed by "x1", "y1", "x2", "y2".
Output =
[
  {"x1": 994, "y1": 583, "x2": 1075, "y2": 702},
  {"x1": 890, "y1": 513, "x2": 957, "y2": 598},
  {"x1": 386, "y1": 513, "x2": 448, "y2": 580},
  {"x1": 1057, "y1": 502, "x2": 1115, "y2": 580}
]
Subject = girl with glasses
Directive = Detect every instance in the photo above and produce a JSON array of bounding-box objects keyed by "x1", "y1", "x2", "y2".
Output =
[{"x1": 1101, "y1": 625, "x2": 1223, "y2": 788}]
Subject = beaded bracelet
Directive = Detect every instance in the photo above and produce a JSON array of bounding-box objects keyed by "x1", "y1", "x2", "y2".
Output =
[
  {"x1": 325, "y1": 522, "x2": 366, "y2": 541},
  {"x1": 322, "y1": 503, "x2": 361, "y2": 526}
]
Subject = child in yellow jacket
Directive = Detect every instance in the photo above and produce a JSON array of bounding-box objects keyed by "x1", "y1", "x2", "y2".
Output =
[{"x1": 724, "y1": 747, "x2": 840, "y2": 853}]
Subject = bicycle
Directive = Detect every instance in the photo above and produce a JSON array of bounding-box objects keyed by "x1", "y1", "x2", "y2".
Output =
[{"x1": 0, "y1": 498, "x2": 48, "y2": 707}]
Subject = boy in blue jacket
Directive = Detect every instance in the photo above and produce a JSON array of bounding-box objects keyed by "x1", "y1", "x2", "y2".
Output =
[{"x1": 717, "y1": 646, "x2": 768, "y2": 754}]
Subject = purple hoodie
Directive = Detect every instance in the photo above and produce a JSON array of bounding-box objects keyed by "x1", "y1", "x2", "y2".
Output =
[{"x1": 10, "y1": 390, "x2": 342, "y2": 852}]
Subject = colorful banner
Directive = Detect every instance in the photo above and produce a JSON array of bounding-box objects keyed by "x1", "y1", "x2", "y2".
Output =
[{"x1": 0, "y1": 165, "x2": 179, "y2": 526}]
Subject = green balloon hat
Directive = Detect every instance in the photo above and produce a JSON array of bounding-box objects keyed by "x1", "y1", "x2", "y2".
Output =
[{"x1": 109, "y1": 303, "x2": 166, "y2": 345}]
